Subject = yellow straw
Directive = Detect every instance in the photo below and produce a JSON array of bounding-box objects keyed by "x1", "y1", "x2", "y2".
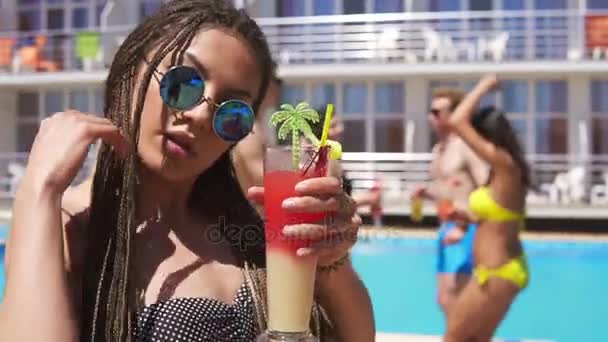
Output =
[{"x1": 319, "y1": 103, "x2": 334, "y2": 147}]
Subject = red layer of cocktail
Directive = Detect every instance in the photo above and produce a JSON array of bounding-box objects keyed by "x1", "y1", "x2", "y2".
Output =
[{"x1": 265, "y1": 170, "x2": 327, "y2": 252}]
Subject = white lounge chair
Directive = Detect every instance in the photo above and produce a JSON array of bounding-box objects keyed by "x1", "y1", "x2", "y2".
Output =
[
  {"x1": 478, "y1": 32, "x2": 509, "y2": 62},
  {"x1": 590, "y1": 171, "x2": 608, "y2": 205},
  {"x1": 375, "y1": 27, "x2": 400, "y2": 61},
  {"x1": 553, "y1": 166, "x2": 587, "y2": 204},
  {"x1": 8, "y1": 162, "x2": 25, "y2": 195},
  {"x1": 421, "y1": 27, "x2": 442, "y2": 61}
]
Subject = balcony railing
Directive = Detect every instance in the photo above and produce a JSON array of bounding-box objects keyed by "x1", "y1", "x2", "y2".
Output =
[
  {"x1": 0, "y1": 152, "x2": 96, "y2": 200},
  {"x1": 0, "y1": 10, "x2": 607, "y2": 75},
  {"x1": 2, "y1": 152, "x2": 608, "y2": 212},
  {"x1": 259, "y1": 10, "x2": 590, "y2": 64},
  {"x1": 340, "y1": 152, "x2": 608, "y2": 213}
]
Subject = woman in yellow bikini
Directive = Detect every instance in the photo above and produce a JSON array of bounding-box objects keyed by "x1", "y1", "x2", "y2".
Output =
[{"x1": 444, "y1": 74, "x2": 530, "y2": 341}]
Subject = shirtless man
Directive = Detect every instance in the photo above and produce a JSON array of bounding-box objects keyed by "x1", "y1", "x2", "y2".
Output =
[{"x1": 412, "y1": 88, "x2": 490, "y2": 317}]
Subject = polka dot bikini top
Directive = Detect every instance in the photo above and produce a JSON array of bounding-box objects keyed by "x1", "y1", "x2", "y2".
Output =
[{"x1": 134, "y1": 282, "x2": 257, "y2": 342}]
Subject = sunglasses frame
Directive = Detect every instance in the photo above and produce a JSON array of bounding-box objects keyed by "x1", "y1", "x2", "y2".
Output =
[{"x1": 144, "y1": 59, "x2": 255, "y2": 142}]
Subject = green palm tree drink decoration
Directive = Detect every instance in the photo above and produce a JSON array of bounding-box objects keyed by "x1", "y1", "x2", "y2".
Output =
[
  {"x1": 259, "y1": 103, "x2": 341, "y2": 342},
  {"x1": 271, "y1": 102, "x2": 342, "y2": 171}
]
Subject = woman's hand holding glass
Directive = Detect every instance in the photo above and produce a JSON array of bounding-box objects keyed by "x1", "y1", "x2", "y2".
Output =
[{"x1": 248, "y1": 176, "x2": 360, "y2": 267}]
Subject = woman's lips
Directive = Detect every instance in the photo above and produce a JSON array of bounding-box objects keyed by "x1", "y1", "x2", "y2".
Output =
[{"x1": 164, "y1": 133, "x2": 195, "y2": 158}]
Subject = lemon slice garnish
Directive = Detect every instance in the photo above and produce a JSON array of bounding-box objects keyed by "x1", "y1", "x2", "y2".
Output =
[{"x1": 326, "y1": 140, "x2": 342, "y2": 160}]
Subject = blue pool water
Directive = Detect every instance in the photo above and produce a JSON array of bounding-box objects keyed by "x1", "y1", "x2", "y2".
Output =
[
  {"x1": 351, "y1": 236, "x2": 608, "y2": 342},
  {"x1": 0, "y1": 245, "x2": 4, "y2": 303},
  {"x1": 0, "y1": 225, "x2": 5, "y2": 303},
  {"x1": 0, "y1": 228, "x2": 606, "y2": 342}
]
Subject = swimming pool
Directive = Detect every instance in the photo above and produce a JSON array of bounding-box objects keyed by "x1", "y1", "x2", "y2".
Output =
[
  {"x1": 351, "y1": 236, "x2": 608, "y2": 342},
  {"x1": 0, "y1": 224, "x2": 5, "y2": 303},
  {"x1": 0, "y1": 245, "x2": 4, "y2": 303},
  {"x1": 0, "y1": 232, "x2": 606, "y2": 341},
  {"x1": 0, "y1": 224, "x2": 8, "y2": 302}
]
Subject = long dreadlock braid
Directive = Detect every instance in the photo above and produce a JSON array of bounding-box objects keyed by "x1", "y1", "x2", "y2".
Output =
[{"x1": 81, "y1": 1, "x2": 273, "y2": 341}]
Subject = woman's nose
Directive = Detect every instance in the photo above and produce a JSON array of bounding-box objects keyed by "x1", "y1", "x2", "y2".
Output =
[{"x1": 181, "y1": 93, "x2": 215, "y2": 132}]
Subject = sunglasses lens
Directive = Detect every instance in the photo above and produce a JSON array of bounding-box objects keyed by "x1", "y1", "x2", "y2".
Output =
[
  {"x1": 213, "y1": 100, "x2": 255, "y2": 142},
  {"x1": 159, "y1": 66, "x2": 204, "y2": 111}
]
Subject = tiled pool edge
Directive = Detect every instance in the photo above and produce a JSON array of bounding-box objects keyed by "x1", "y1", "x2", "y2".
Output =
[
  {"x1": 359, "y1": 226, "x2": 608, "y2": 242},
  {"x1": 376, "y1": 333, "x2": 553, "y2": 342}
]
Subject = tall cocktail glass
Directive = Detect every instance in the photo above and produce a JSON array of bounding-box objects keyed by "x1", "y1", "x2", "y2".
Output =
[{"x1": 258, "y1": 145, "x2": 329, "y2": 342}]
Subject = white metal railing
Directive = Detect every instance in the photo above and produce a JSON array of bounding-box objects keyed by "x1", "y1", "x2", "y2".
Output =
[
  {"x1": 259, "y1": 10, "x2": 586, "y2": 64},
  {"x1": 3, "y1": 152, "x2": 608, "y2": 208},
  {"x1": 0, "y1": 152, "x2": 96, "y2": 200},
  {"x1": 340, "y1": 152, "x2": 608, "y2": 207},
  {"x1": 0, "y1": 10, "x2": 606, "y2": 75}
]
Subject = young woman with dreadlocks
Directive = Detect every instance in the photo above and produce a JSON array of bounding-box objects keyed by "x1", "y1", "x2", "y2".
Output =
[{"x1": 0, "y1": 1, "x2": 374, "y2": 341}]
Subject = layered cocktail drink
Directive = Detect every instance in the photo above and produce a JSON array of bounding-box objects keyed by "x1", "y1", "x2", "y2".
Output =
[
  {"x1": 258, "y1": 101, "x2": 340, "y2": 342},
  {"x1": 262, "y1": 146, "x2": 328, "y2": 341}
]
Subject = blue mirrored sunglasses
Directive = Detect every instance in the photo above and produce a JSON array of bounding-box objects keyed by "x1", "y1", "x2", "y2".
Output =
[{"x1": 149, "y1": 63, "x2": 255, "y2": 142}]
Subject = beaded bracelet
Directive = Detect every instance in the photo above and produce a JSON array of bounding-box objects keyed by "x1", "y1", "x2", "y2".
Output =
[{"x1": 317, "y1": 253, "x2": 350, "y2": 273}]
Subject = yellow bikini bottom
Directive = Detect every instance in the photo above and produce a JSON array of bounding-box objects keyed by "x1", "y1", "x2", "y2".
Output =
[{"x1": 473, "y1": 255, "x2": 529, "y2": 289}]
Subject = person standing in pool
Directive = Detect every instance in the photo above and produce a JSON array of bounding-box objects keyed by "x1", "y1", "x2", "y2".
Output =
[
  {"x1": 444, "y1": 74, "x2": 530, "y2": 341},
  {"x1": 412, "y1": 87, "x2": 490, "y2": 316}
]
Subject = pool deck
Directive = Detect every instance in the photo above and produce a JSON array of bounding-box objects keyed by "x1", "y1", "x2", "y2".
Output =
[
  {"x1": 375, "y1": 333, "x2": 552, "y2": 341},
  {"x1": 376, "y1": 334, "x2": 441, "y2": 341},
  {"x1": 0, "y1": 209, "x2": 10, "y2": 226},
  {"x1": 359, "y1": 226, "x2": 608, "y2": 241}
]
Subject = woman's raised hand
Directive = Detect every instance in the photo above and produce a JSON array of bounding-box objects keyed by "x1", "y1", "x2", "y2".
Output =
[{"x1": 22, "y1": 110, "x2": 129, "y2": 195}]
